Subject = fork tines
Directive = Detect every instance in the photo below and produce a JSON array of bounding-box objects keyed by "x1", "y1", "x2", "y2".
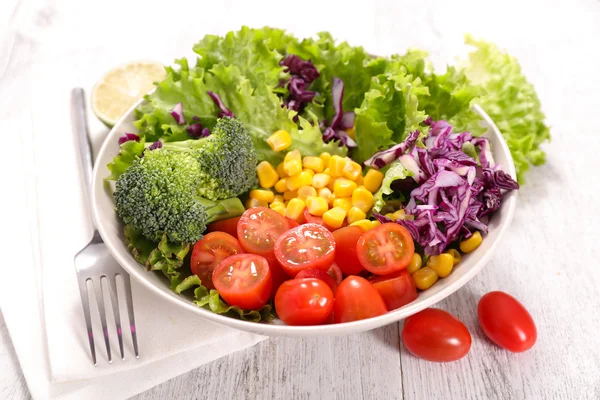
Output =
[{"x1": 76, "y1": 272, "x2": 139, "y2": 365}]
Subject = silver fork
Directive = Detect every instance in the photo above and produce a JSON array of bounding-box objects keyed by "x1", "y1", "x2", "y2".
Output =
[{"x1": 72, "y1": 88, "x2": 139, "y2": 365}]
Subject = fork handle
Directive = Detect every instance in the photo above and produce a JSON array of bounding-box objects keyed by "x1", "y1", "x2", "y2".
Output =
[{"x1": 71, "y1": 88, "x2": 96, "y2": 229}]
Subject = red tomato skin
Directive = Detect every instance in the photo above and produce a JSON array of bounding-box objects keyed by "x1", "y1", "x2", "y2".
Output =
[
  {"x1": 370, "y1": 270, "x2": 418, "y2": 310},
  {"x1": 327, "y1": 263, "x2": 343, "y2": 285},
  {"x1": 478, "y1": 291, "x2": 537, "y2": 353},
  {"x1": 275, "y1": 278, "x2": 334, "y2": 326},
  {"x1": 296, "y1": 268, "x2": 338, "y2": 293},
  {"x1": 206, "y1": 216, "x2": 241, "y2": 239},
  {"x1": 356, "y1": 223, "x2": 415, "y2": 275},
  {"x1": 285, "y1": 217, "x2": 300, "y2": 228},
  {"x1": 237, "y1": 207, "x2": 291, "y2": 256},
  {"x1": 274, "y1": 223, "x2": 336, "y2": 277},
  {"x1": 264, "y1": 254, "x2": 290, "y2": 300},
  {"x1": 190, "y1": 232, "x2": 243, "y2": 290},
  {"x1": 334, "y1": 276, "x2": 388, "y2": 323},
  {"x1": 402, "y1": 308, "x2": 471, "y2": 362},
  {"x1": 212, "y1": 254, "x2": 272, "y2": 310},
  {"x1": 332, "y1": 226, "x2": 365, "y2": 275}
]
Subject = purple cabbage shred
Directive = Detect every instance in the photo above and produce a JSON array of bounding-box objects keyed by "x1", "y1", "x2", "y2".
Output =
[
  {"x1": 207, "y1": 91, "x2": 234, "y2": 118},
  {"x1": 118, "y1": 133, "x2": 140, "y2": 145},
  {"x1": 170, "y1": 102, "x2": 185, "y2": 125}
]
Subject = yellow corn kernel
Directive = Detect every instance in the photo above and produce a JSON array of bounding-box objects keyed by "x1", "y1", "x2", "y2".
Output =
[
  {"x1": 320, "y1": 152, "x2": 331, "y2": 165},
  {"x1": 303, "y1": 168, "x2": 315, "y2": 177},
  {"x1": 323, "y1": 207, "x2": 347, "y2": 229},
  {"x1": 406, "y1": 253, "x2": 423, "y2": 274},
  {"x1": 351, "y1": 187, "x2": 374, "y2": 213},
  {"x1": 249, "y1": 189, "x2": 275, "y2": 203},
  {"x1": 446, "y1": 249, "x2": 462, "y2": 265},
  {"x1": 426, "y1": 254, "x2": 454, "y2": 278},
  {"x1": 267, "y1": 130, "x2": 292, "y2": 152},
  {"x1": 333, "y1": 178, "x2": 358, "y2": 197},
  {"x1": 342, "y1": 161, "x2": 362, "y2": 181},
  {"x1": 283, "y1": 149, "x2": 302, "y2": 176},
  {"x1": 317, "y1": 187, "x2": 334, "y2": 205},
  {"x1": 371, "y1": 220, "x2": 381, "y2": 228},
  {"x1": 391, "y1": 209, "x2": 406, "y2": 220},
  {"x1": 412, "y1": 267, "x2": 438, "y2": 290},
  {"x1": 363, "y1": 169, "x2": 385, "y2": 193},
  {"x1": 306, "y1": 196, "x2": 329, "y2": 216},
  {"x1": 350, "y1": 219, "x2": 376, "y2": 231},
  {"x1": 298, "y1": 186, "x2": 317, "y2": 198},
  {"x1": 346, "y1": 126, "x2": 356, "y2": 139},
  {"x1": 273, "y1": 195, "x2": 284, "y2": 204},
  {"x1": 347, "y1": 206, "x2": 366, "y2": 224},
  {"x1": 287, "y1": 171, "x2": 313, "y2": 191},
  {"x1": 269, "y1": 202, "x2": 286, "y2": 216},
  {"x1": 297, "y1": 196, "x2": 306, "y2": 202},
  {"x1": 460, "y1": 231, "x2": 483, "y2": 253},
  {"x1": 285, "y1": 198, "x2": 305, "y2": 221},
  {"x1": 246, "y1": 198, "x2": 268, "y2": 209},
  {"x1": 276, "y1": 162, "x2": 287, "y2": 178},
  {"x1": 302, "y1": 156, "x2": 325, "y2": 173},
  {"x1": 333, "y1": 197, "x2": 352, "y2": 212},
  {"x1": 312, "y1": 173, "x2": 331, "y2": 189},
  {"x1": 327, "y1": 178, "x2": 336, "y2": 192},
  {"x1": 274, "y1": 179, "x2": 288, "y2": 193},
  {"x1": 256, "y1": 161, "x2": 279, "y2": 189},
  {"x1": 385, "y1": 213, "x2": 394, "y2": 219},
  {"x1": 328, "y1": 155, "x2": 347, "y2": 177},
  {"x1": 323, "y1": 167, "x2": 331, "y2": 175},
  {"x1": 355, "y1": 173, "x2": 364, "y2": 186},
  {"x1": 283, "y1": 190, "x2": 298, "y2": 201}
]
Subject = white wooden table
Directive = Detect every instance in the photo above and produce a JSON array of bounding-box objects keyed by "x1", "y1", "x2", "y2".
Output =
[{"x1": 2, "y1": 0, "x2": 600, "y2": 399}]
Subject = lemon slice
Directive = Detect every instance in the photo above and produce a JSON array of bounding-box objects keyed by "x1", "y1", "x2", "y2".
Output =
[{"x1": 91, "y1": 61, "x2": 166, "y2": 127}]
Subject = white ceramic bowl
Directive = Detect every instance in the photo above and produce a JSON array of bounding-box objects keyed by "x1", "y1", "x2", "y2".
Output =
[{"x1": 91, "y1": 102, "x2": 517, "y2": 337}]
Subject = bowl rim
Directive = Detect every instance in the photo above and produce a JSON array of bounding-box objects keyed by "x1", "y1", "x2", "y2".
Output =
[{"x1": 91, "y1": 101, "x2": 517, "y2": 337}]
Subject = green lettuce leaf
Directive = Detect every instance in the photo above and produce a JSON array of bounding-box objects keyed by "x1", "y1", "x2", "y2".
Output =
[
  {"x1": 175, "y1": 275, "x2": 275, "y2": 322},
  {"x1": 461, "y1": 35, "x2": 550, "y2": 182},
  {"x1": 107, "y1": 137, "x2": 146, "y2": 180},
  {"x1": 372, "y1": 161, "x2": 411, "y2": 212}
]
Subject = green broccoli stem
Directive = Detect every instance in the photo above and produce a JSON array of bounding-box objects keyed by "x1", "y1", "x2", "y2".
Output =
[{"x1": 197, "y1": 197, "x2": 246, "y2": 224}]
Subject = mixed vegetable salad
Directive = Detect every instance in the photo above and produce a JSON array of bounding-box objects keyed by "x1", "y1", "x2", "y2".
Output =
[{"x1": 106, "y1": 27, "x2": 548, "y2": 325}]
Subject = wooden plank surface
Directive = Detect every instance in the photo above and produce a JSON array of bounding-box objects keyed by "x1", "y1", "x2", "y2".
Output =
[{"x1": 1, "y1": 0, "x2": 600, "y2": 399}]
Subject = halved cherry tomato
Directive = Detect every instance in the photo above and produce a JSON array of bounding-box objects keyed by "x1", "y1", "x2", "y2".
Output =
[
  {"x1": 237, "y1": 207, "x2": 293, "y2": 256},
  {"x1": 274, "y1": 223, "x2": 336, "y2": 277},
  {"x1": 327, "y1": 263, "x2": 343, "y2": 285},
  {"x1": 190, "y1": 232, "x2": 243, "y2": 290},
  {"x1": 301, "y1": 208, "x2": 347, "y2": 231},
  {"x1": 333, "y1": 226, "x2": 365, "y2": 275},
  {"x1": 478, "y1": 291, "x2": 537, "y2": 353},
  {"x1": 285, "y1": 217, "x2": 300, "y2": 228},
  {"x1": 264, "y1": 254, "x2": 288, "y2": 299},
  {"x1": 369, "y1": 270, "x2": 418, "y2": 310},
  {"x1": 296, "y1": 268, "x2": 338, "y2": 293},
  {"x1": 206, "y1": 216, "x2": 241, "y2": 239},
  {"x1": 356, "y1": 223, "x2": 415, "y2": 275},
  {"x1": 275, "y1": 278, "x2": 334, "y2": 325},
  {"x1": 334, "y1": 276, "x2": 388, "y2": 323},
  {"x1": 212, "y1": 254, "x2": 272, "y2": 310},
  {"x1": 402, "y1": 308, "x2": 471, "y2": 362}
]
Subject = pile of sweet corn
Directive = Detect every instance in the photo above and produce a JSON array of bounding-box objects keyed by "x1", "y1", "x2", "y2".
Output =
[
  {"x1": 409, "y1": 232, "x2": 483, "y2": 290},
  {"x1": 251, "y1": 130, "x2": 385, "y2": 230}
]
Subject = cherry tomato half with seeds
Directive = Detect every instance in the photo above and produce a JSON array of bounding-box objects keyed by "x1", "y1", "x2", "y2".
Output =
[
  {"x1": 212, "y1": 253, "x2": 272, "y2": 310},
  {"x1": 478, "y1": 291, "x2": 537, "y2": 353},
  {"x1": 402, "y1": 308, "x2": 471, "y2": 362},
  {"x1": 334, "y1": 276, "x2": 388, "y2": 323},
  {"x1": 296, "y1": 268, "x2": 338, "y2": 293},
  {"x1": 237, "y1": 207, "x2": 293, "y2": 257},
  {"x1": 370, "y1": 270, "x2": 418, "y2": 310},
  {"x1": 275, "y1": 278, "x2": 334, "y2": 326},
  {"x1": 332, "y1": 226, "x2": 365, "y2": 275},
  {"x1": 356, "y1": 223, "x2": 415, "y2": 275},
  {"x1": 274, "y1": 223, "x2": 336, "y2": 277},
  {"x1": 207, "y1": 216, "x2": 241, "y2": 239},
  {"x1": 190, "y1": 232, "x2": 243, "y2": 290}
]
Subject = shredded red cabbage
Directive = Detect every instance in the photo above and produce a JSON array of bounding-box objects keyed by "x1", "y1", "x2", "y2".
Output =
[
  {"x1": 170, "y1": 102, "x2": 186, "y2": 125},
  {"x1": 321, "y1": 77, "x2": 357, "y2": 148},
  {"x1": 279, "y1": 55, "x2": 319, "y2": 117},
  {"x1": 148, "y1": 141, "x2": 163, "y2": 150},
  {"x1": 207, "y1": 91, "x2": 234, "y2": 118},
  {"x1": 370, "y1": 119, "x2": 519, "y2": 255},
  {"x1": 186, "y1": 122, "x2": 211, "y2": 138},
  {"x1": 118, "y1": 133, "x2": 140, "y2": 145},
  {"x1": 280, "y1": 55, "x2": 320, "y2": 83}
]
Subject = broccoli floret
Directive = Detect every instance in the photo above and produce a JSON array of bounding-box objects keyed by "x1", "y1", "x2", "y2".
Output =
[
  {"x1": 115, "y1": 148, "x2": 246, "y2": 244},
  {"x1": 161, "y1": 117, "x2": 258, "y2": 200}
]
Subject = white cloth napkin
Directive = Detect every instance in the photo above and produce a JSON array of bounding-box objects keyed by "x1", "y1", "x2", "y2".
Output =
[{"x1": 0, "y1": 81, "x2": 266, "y2": 398}]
